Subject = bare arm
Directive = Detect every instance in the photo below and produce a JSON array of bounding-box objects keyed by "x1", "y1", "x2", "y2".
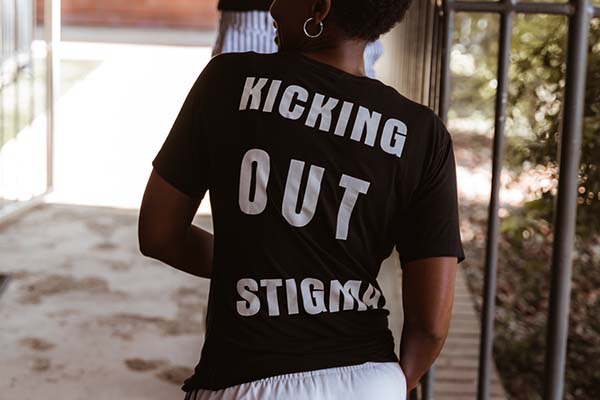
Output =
[
  {"x1": 399, "y1": 257, "x2": 457, "y2": 391},
  {"x1": 138, "y1": 169, "x2": 213, "y2": 279}
]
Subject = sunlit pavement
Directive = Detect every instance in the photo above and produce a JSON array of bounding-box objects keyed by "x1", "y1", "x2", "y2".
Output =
[
  {"x1": 46, "y1": 40, "x2": 214, "y2": 213},
  {"x1": 0, "y1": 204, "x2": 213, "y2": 400}
]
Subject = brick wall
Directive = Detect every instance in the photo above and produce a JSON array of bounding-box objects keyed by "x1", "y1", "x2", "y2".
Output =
[{"x1": 36, "y1": 0, "x2": 219, "y2": 30}]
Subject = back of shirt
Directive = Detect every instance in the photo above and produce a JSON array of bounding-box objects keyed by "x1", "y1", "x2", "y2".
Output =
[{"x1": 152, "y1": 52, "x2": 464, "y2": 391}]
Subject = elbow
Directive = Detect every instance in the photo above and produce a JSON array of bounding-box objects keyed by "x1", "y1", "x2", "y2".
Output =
[
  {"x1": 422, "y1": 329, "x2": 448, "y2": 344},
  {"x1": 424, "y1": 320, "x2": 450, "y2": 342},
  {"x1": 138, "y1": 239, "x2": 155, "y2": 258},
  {"x1": 138, "y1": 236, "x2": 157, "y2": 258},
  {"x1": 137, "y1": 217, "x2": 181, "y2": 262},
  {"x1": 405, "y1": 321, "x2": 449, "y2": 344},
  {"x1": 138, "y1": 229, "x2": 168, "y2": 260}
]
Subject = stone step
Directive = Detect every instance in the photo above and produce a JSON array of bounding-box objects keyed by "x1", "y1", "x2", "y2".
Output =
[
  {"x1": 434, "y1": 369, "x2": 503, "y2": 385},
  {"x1": 433, "y1": 381, "x2": 505, "y2": 396}
]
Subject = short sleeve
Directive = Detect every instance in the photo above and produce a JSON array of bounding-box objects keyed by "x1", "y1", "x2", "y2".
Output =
[
  {"x1": 396, "y1": 117, "x2": 465, "y2": 266},
  {"x1": 152, "y1": 58, "x2": 220, "y2": 200}
]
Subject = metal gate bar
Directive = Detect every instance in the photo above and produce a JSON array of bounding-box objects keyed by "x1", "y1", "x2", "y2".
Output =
[
  {"x1": 1, "y1": 0, "x2": 35, "y2": 209},
  {"x1": 421, "y1": 367, "x2": 434, "y2": 400},
  {"x1": 0, "y1": 274, "x2": 10, "y2": 297},
  {"x1": 45, "y1": 0, "x2": 60, "y2": 192},
  {"x1": 427, "y1": 5, "x2": 442, "y2": 113},
  {"x1": 0, "y1": 0, "x2": 37, "y2": 297},
  {"x1": 477, "y1": 1, "x2": 513, "y2": 399},
  {"x1": 450, "y1": 2, "x2": 574, "y2": 15},
  {"x1": 434, "y1": 0, "x2": 598, "y2": 399},
  {"x1": 543, "y1": 1, "x2": 591, "y2": 399},
  {"x1": 438, "y1": 3, "x2": 454, "y2": 123}
]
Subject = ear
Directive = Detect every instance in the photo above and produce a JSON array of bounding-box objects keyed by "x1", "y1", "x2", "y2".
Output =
[{"x1": 312, "y1": 0, "x2": 331, "y2": 23}]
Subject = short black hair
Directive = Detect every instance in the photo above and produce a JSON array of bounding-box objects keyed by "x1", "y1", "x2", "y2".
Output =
[{"x1": 330, "y1": 0, "x2": 413, "y2": 42}]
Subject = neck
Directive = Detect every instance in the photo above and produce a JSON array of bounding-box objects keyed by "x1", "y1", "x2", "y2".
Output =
[{"x1": 299, "y1": 40, "x2": 368, "y2": 77}]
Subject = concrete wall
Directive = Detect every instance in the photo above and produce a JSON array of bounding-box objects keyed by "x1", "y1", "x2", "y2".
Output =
[{"x1": 36, "y1": 0, "x2": 219, "y2": 29}]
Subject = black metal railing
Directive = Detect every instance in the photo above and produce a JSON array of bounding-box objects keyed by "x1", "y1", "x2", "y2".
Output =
[
  {"x1": 0, "y1": 0, "x2": 37, "y2": 294},
  {"x1": 0, "y1": 0, "x2": 35, "y2": 133},
  {"x1": 422, "y1": 0, "x2": 599, "y2": 399},
  {"x1": 1, "y1": 0, "x2": 35, "y2": 89},
  {"x1": 0, "y1": 0, "x2": 36, "y2": 210}
]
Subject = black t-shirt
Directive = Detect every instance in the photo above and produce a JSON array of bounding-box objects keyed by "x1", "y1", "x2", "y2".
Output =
[
  {"x1": 218, "y1": 0, "x2": 271, "y2": 11},
  {"x1": 153, "y1": 51, "x2": 465, "y2": 391}
]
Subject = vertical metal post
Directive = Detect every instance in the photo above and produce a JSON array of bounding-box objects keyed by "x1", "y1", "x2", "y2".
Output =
[
  {"x1": 477, "y1": 2, "x2": 513, "y2": 400},
  {"x1": 1, "y1": 1, "x2": 5, "y2": 159},
  {"x1": 543, "y1": 0, "x2": 591, "y2": 399},
  {"x1": 45, "y1": 0, "x2": 60, "y2": 191},
  {"x1": 0, "y1": 273, "x2": 10, "y2": 298},
  {"x1": 30, "y1": 0, "x2": 36, "y2": 126},
  {"x1": 421, "y1": 366, "x2": 435, "y2": 400},
  {"x1": 428, "y1": 3, "x2": 454, "y2": 397},
  {"x1": 428, "y1": 2, "x2": 442, "y2": 113},
  {"x1": 438, "y1": 0, "x2": 454, "y2": 123},
  {"x1": 13, "y1": 0, "x2": 19, "y2": 143},
  {"x1": 409, "y1": 387, "x2": 418, "y2": 400}
]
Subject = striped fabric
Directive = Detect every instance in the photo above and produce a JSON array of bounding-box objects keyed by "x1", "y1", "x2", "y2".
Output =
[
  {"x1": 363, "y1": 39, "x2": 384, "y2": 79},
  {"x1": 212, "y1": 11, "x2": 384, "y2": 78},
  {"x1": 212, "y1": 11, "x2": 278, "y2": 56}
]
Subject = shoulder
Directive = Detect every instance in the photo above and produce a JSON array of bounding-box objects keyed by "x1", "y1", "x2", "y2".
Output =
[
  {"x1": 205, "y1": 52, "x2": 279, "y2": 73},
  {"x1": 382, "y1": 84, "x2": 439, "y2": 122},
  {"x1": 371, "y1": 85, "x2": 453, "y2": 157},
  {"x1": 376, "y1": 83, "x2": 449, "y2": 139},
  {"x1": 193, "y1": 52, "x2": 261, "y2": 95},
  {"x1": 198, "y1": 52, "x2": 285, "y2": 90},
  {"x1": 202, "y1": 52, "x2": 247, "y2": 75}
]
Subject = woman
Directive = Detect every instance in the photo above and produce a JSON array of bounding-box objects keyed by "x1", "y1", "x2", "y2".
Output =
[
  {"x1": 212, "y1": 0, "x2": 384, "y2": 78},
  {"x1": 139, "y1": 0, "x2": 464, "y2": 399}
]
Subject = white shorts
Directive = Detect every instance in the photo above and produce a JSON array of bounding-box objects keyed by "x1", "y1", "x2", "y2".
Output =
[
  {"x1": 213, "y1": 11, "x2": 384, "y2": 78},
  {"x1": 183, "y1": 362, "x2": 407, "y2": 400}
]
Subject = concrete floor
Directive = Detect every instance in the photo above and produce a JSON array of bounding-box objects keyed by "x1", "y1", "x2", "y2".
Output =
[{"x1": 0, "y1": 205, "x2": 211, "y2": 399}]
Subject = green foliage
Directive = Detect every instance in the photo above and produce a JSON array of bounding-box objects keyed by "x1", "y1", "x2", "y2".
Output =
[
  {"x1": 505, "y1": 16, "x2": 600, "y2": 237},
  {"x1": 450, "y1": 14, "x2": 499, "y2": 121},
  {"x1": 451, "y1": 16, "x2": 600, "y2": 236}
]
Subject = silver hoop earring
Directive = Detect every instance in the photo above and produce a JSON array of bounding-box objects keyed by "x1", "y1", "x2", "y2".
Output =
[{"x1": 303, "y1": 17, "x2": 324, "y2": 39}]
